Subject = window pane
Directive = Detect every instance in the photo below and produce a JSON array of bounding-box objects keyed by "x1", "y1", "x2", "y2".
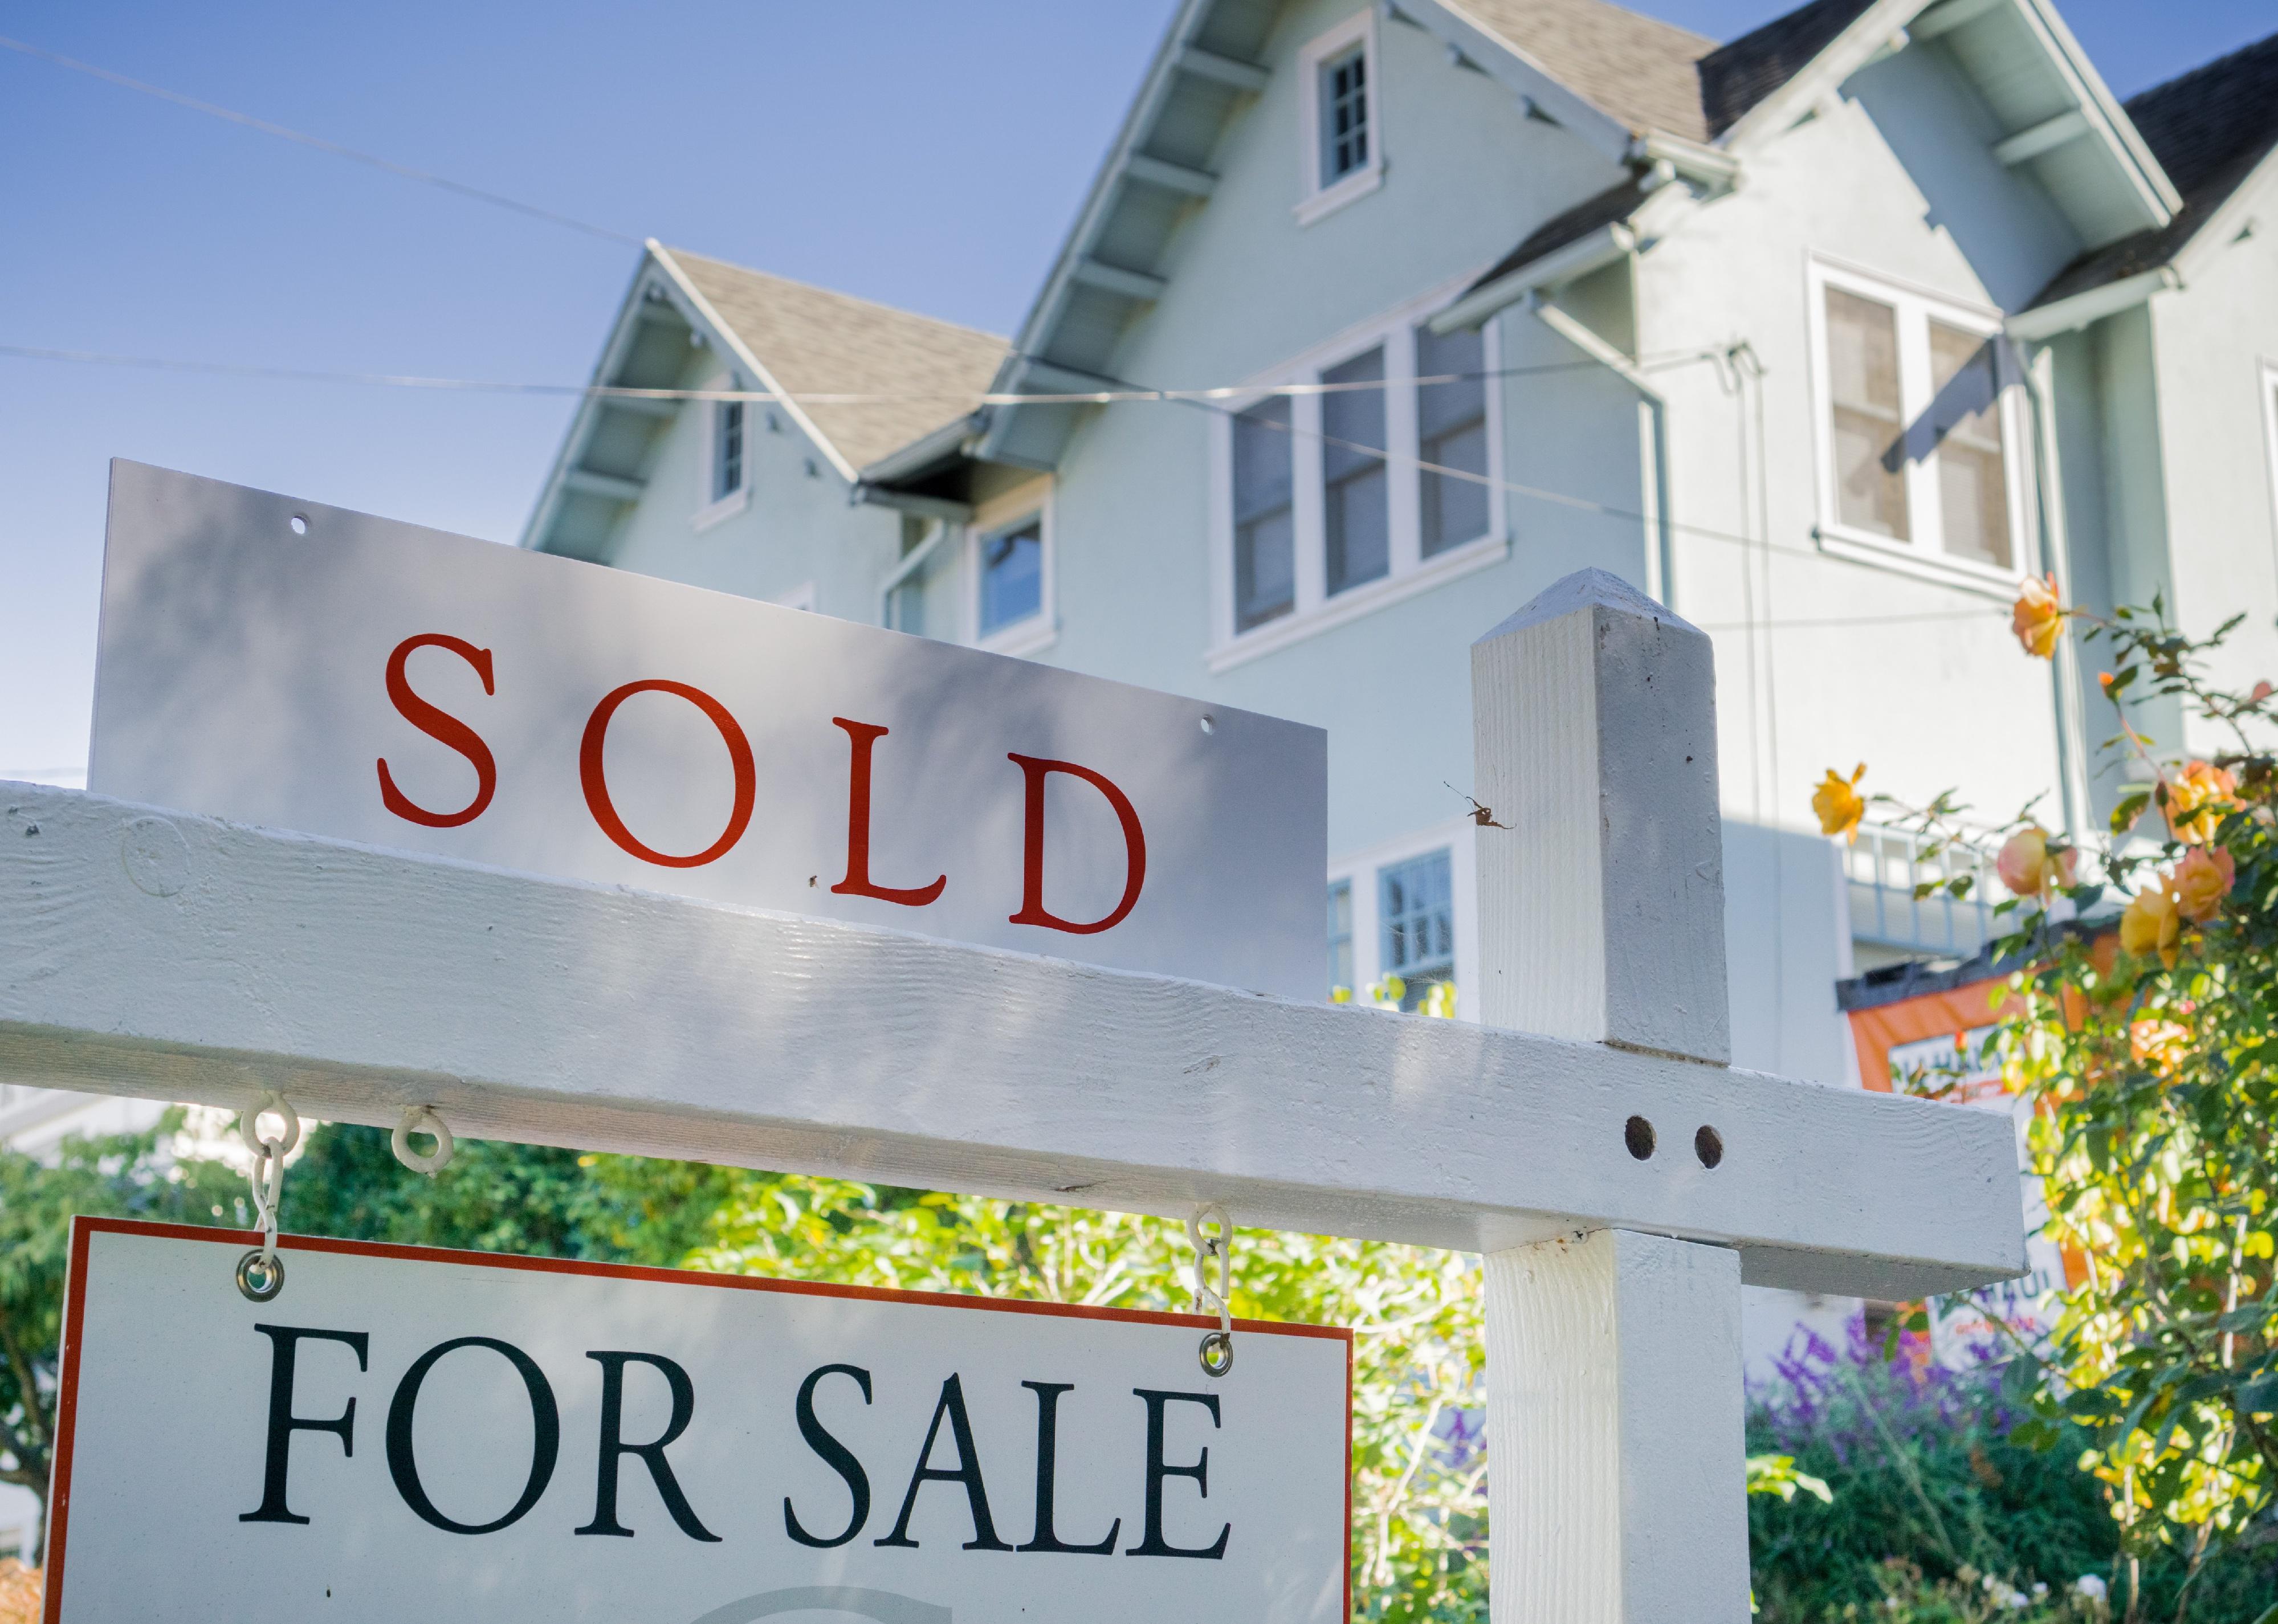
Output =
[
  {"x1": 1825, "y1": 289, "x2": 1908, "y2": 540},
  {"x1": 1327, "y1": 880, "x2": 1353, "y2": 995},
  {"x1": 715, "y1": 401, "x2": 744, "y2": 500},
  {"x1": 1323, "y1": 346, "x2": 1389, "y2": 595},
  {"x1": 1234, "y1": 397, "x2": 1295, "y2": 631},
  {"x1": 1929, "y1": 322, "x2": 2010, "y2": 569},
  {"x1": 1417, "y1": 323, "x2": 1490, "y2": 556},
  {"x1": 1321, "y1": 48, "x2": 1368, "y2": 183},
  {"x1": 1379, "y1": 849, "x2": 1453, "y2": 1011},
  {"x1": 980, "y1": 519, "x2": 1042, "y2": 634}
]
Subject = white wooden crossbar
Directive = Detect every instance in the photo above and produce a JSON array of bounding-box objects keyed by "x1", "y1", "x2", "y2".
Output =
[{"x1": 0, "y1": 775, "x2": 2015, "y2": 1300}]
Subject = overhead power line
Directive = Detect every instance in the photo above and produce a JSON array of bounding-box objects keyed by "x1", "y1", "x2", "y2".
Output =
[
  {"x1": 0, "y1": 342, "x2": 2016, "y2": 627},
  {"x1": 0, "y1": 34, "x2": 642, "y2": 246}
]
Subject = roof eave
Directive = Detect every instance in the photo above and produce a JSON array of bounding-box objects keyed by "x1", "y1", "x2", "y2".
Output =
[
  {"x1": 1432, "y1": 222, "x2": 1637, "y2": 333},
  {"x1": 2008, "y1": 264, "x2": 2179, "y2": 340},
  {"x1": 519, "y1": 242, "x2": 675, "y2": 554}
]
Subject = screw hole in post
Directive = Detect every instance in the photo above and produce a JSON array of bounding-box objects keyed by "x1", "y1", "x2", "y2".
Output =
[
  {"x1": 288, "y1": 514, "x2": 309, "y2": 536},
  {"x1": 1624, "y1": 1115, "x2": 1656, "y2": 1160},
  {"x1": 1199, "y1": 714, "x2": 1216, "y2": 735},
  {"x1": 1695, "y1": 1126, "x2": 1724, "y2": 1169}
]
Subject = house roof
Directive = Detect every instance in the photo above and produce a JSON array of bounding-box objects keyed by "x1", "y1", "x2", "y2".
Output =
[
  {"x1": 2030, "y1": 30, "x2": 2278, "y2": 309},
  {"x1": 1463, "y1": 175, "x2": 1651, "y2": 296},
  {"x1": 1696, "y1": 0, "x2": 1875, "y2": 140},
  {"x1": 1443, "y1": 0, "x2": 1716, "y2": 141},
  {"x1": 663, "y1": 247, "x2": 1010, "y2": 473}
]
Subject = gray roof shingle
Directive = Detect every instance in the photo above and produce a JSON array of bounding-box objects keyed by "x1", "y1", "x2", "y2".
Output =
[
  {"x1": 2030, "y1": 30, "x2": 2278, "y2": 309},
  {"x1": 662, "y1": 247, "x2": 1010, "y2": 472},
  {"x1": 1443, "y1": 0, "x2": 1716, "y2": 141},
  {"x1": 1696, "y1": 0, "x2": 1875, "y2": 139}
]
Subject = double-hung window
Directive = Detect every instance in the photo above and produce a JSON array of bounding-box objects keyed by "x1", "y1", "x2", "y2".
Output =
[
  {"x1": 1234, "y1": 397, "x2": 1296, "y2": 631},
  {"x1": 1213, "y1": 287, "x2": 1504, "y2": 668},
  {"x1": 1379, "y1": 849, "x2": 1453, "y2": 1010},
  {"x1": 967, "y1": 497, "x2": 1056, "y2": 656},
  {"x1": 1323, "y1": 346, "x2": 1389, "y2": 594},
  {"x1": 1416, "y1": 323, "x2": 1490, "y2": 557},
  {"x1": 980, "y1": 518, "x2": 1043, "y2": 636},
  {"x1": 1811, "y1": 261, "x2": 2023, "y2": 582}
]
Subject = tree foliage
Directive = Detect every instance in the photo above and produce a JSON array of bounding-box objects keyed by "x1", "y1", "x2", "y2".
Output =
[
  {"x1": 0, "y1": 1112, "x2": 242, "y2": 1558},
  {"x1": 686, "y1": 1178, "x2": 1491, "y2": 1622}
]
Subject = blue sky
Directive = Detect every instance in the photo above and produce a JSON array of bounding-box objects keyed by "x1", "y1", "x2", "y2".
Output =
[{"x1": 2, "y1": 0, "x2": 2269, "y2": 777}]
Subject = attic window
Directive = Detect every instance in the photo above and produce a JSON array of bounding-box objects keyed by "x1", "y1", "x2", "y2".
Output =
[
  {"x1": 1296, "y1": 13, "x2": 1383, "y2": 226},
  {"x1": 714, "y1": 400, "x2": 745, "y2": 501},
  {"x1": 1321, "y1": 47, "x2": 1368, "y2": 182}
]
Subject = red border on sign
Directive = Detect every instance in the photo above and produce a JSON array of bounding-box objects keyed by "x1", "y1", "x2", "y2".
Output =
[{"x1": 43, "y1": 1216, "x2": 1356, "y2": 1624}]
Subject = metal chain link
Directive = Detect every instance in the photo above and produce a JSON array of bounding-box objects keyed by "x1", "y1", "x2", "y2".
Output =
[
  {"x1": 1187, "y1": 1203, "x2": 1234, "y2": 1377},
  {"x1": 234, "y1": 1091, "x2": 299, "y2": 1301}
]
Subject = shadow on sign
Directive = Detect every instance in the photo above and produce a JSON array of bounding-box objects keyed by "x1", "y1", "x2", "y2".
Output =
[{"x1": 687, "y1": 1588, "x2": 952, "y2": 1624}]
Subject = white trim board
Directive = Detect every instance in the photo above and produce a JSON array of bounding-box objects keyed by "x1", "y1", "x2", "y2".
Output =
[{"x1": 0, "y1": 781, "x2": 2022, "y2": 1300}]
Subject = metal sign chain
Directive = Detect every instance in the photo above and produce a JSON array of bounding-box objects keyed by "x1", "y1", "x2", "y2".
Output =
[
  {"x1": 1187, "y1": 1202, "x2": 1234, "y2": 1377},
  {"x1": 234, "y1": 1091, "x2": 300, "y2": 1301}
]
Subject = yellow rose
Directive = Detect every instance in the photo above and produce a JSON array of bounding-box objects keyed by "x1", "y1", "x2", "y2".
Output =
[
  {"x1": 1813, "y1": 764, "x2": 1868, "y2": 843},
  {"x1": 2163, "y1": 760, "x2": 2237, "y2": 844},
  {"x1": 2118, "y1": 885, "x2": 2182, "y2": 968},
  {"x1": 1995, "y1": 825, "x2": 2076, "y2": 898},
  {"x1": 2011, "y1": 574, "x2": 2065, "y2": 659},
  {"x1": 2173, "y1": 846, "x2": 2235, "y2": 923}
]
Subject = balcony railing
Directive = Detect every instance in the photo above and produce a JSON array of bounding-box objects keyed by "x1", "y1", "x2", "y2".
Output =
[{"x1": 1844, "y1": 819, "x2": 1998, "y2": 957}]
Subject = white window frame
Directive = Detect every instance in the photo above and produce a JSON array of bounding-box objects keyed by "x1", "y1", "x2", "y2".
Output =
[
  {"x1": 1208, "y1": 276, "x2": 1507, "y2": 674},
  {"x1": 966, "y1": 490, "x2": 1057, "y2": 658},
  {"x1": 693, "y1": 381, "x2": 751, "y2": 533},
  {"x1": 1806, "y1": 256, "x2": 2034, "y2": 597},
  {"x1": 1295, "y1": 11, "x2": 1384, "y2": 226},
  {"x1": 1325, "y1": 817, "x2": 1478, "y2": 1015}
]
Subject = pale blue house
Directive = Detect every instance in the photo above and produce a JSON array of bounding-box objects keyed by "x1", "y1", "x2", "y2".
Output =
[{"x1": 519, "y1": 0, "x2": 2278, "y2": 1360}]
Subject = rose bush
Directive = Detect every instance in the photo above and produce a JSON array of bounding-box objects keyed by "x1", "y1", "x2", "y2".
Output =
[{"x1": 1816, "y1": 591, "x2": 2278, "y2": 1623}]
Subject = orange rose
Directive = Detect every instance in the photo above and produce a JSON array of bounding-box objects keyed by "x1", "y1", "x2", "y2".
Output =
[
  {"x1": 2173, "y1": 846, "x2": 2235, "y2": 923},
  {"x1": 2118, "y1": 884, "x2": 2182, "y2": 968},
  {"x1": 1995, "y1": 825, "x2": 2076, "y2": 898},
  {"x1": 2164, "y1": 760, "x2": 2237, "y2": 844},
  {"x1": 1813, "y1": 765, "x2": 1868, "y2": 843},
  {"x1": 2012, "y1": 574, "x2": 2065, "y2": 659},
  {"x1": 2129, "y1": 1017, "x2": 2193, "y2": 1075}
]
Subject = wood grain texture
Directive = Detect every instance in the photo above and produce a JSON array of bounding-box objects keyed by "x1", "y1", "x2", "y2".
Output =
[
  {"x1": 1486, "y1": 1231, "x2": 1747, "y2": 1624},
  {"x1": 1472, "y1": 571, "x2": 1730, "y2": 1063},
  {"x1": 0, "y1": 783, "x2": 2023, "y2": 1297}
]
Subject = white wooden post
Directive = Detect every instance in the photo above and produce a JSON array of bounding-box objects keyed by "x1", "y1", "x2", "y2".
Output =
[{"x1": 1473, "y1": 570, "x2": 1748, "y2": 1623}]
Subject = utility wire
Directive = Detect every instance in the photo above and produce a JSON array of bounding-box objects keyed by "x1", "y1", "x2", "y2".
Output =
[
  {"x1": 0, "y1": 342, "x2": 1668, "y2": 404},
  {"x1": 0, "y1": 34, "x2": 642, "y2": 246},
  {"x1": 0, "y1": 341, "x2": 2024, "y2": 606}
]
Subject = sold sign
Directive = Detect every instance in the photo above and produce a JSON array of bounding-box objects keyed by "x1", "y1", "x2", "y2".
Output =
[{"x1": 88, "y1": 463, "x2": 1326, "y2": 997}]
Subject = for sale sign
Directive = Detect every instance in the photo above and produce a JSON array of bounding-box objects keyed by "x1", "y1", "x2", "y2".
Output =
[
  {"x1": 43, "y1": 1221, "x2": 1351, "y2": 1623},
  {"x1": 87, "y1": 462, "x2": 1327, "y2": 998}
]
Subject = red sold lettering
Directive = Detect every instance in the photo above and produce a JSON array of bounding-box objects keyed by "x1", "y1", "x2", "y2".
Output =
[
  {"x1": 1006, "y1": 753, "x2": 1146, "y2": 935},
  {"x1": 830, "y1": 719, "x2": 946, "y2": 907},
  {"x1": 377, "y1": 634, "x2": 498, "y2": 829},
  {"x1": 580, "y1": 680, "x2": 756, "y2": 868}
]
